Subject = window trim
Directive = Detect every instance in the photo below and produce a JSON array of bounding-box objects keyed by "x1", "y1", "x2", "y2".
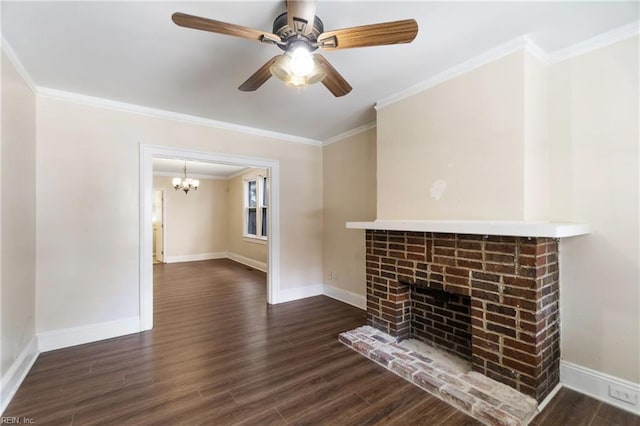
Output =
[{"x1": 243, "y1": 174, "x2": 268, "y2": 241}]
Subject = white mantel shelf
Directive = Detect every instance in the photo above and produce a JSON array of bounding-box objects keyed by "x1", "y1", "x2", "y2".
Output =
[{"x1": 346, "y1": 220, "x2": 590, "y2": 238}]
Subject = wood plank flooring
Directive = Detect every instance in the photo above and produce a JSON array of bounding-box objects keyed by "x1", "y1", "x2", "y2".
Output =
[{"x1": 5, "y1": 259, "x2": 639, "y2": 425}]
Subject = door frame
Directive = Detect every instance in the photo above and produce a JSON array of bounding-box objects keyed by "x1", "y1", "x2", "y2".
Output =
[{"x1": 139, "y1": 144, "x2": 280, "y2": 331}]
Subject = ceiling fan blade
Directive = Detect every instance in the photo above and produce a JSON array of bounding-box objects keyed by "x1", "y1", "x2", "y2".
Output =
[
  {"x1": 286, "y1": 0, "x2": 318, "y2": 35},
  {"x1": 172, "y1": 12, "x2": 280, "y2": 43},
  {"x1": 238, "y1": 56, "x2": 281, "y2": 91},
  {"x1": 317, "y1": 19, "x2": 418, "y2": 50},
  {"x1": 314, "y1": 54, "x2": 352, "y2": 97}
]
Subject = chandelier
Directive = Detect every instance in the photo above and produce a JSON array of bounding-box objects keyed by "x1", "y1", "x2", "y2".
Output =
[{"x1": 172, "y1": 161, "x2": 199, "y2": 194}]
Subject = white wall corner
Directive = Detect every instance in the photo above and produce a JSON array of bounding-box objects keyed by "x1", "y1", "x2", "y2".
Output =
[
  {"x1": 226, "y1": 252, "x2": 268, "y2": 273},
  {"x1": 164, "y1": 252, "x2": 228, "y2": 264},
  {"x1": 37, "y1": 317, "x2": 141, "y2": 353},
  {"x1": 276, "y1": 284, "x2": 323, "y2": 304},
  {"x1": 523, "y1": 36, "x2": 550, "y2": 65},
  {"x1": 323, "y1": 284, "x2": 366, "y2": 310},
  {"x1": 0, "y1": 336, "x2": 39, "y2": 415},
  {"x1": 560, "y1": 360, "x2": 640, "y2": 415},
  {"x1": 0, "y1": 37, "x2": 37, "y2": 94}
]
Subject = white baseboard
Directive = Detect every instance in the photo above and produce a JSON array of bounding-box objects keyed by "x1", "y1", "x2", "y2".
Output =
[
  {"x1": 164, "y1": 252, "x2": 227, "y2": 264},
  {"x1": 37, "y1": 317, "x2": 141, "y2": 353},
  {"x1": 277, "y1": 284, "x2": 323, "y2": 303},
  {"x1": 0, "y1": 336, "x2": 39, "y2": 415},
  {"x1": 323, "y1": 284, "x2": 366, "y2": 310},
  {"x1": 227, "y1": 252, "x2": 268, "y2": 272},
  {"x1": 560, "y1": 360, "x2": 640, "y2": 415}
]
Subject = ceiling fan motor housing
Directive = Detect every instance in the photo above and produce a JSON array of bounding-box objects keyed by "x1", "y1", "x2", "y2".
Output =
[{"x1": 273, "y1": 12, "x2": 324, "y2": 51}]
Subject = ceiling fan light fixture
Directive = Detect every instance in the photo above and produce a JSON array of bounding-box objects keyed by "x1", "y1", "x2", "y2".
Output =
[
  {"x1": 270, "y1": 54, "x2": 326, "y2": 88},
  {"x1": 289, "y1": 47, "x2": 314, "y2": 77}
]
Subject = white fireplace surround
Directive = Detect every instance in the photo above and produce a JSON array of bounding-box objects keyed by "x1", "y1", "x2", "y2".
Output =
[{"x1": 346, "y1": 220, "x2": 589, "y2": 239}]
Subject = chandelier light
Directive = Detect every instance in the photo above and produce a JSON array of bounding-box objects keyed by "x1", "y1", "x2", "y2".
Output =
[{"x1": 172, "y1": 161, "x2": 199, "y2": 194}]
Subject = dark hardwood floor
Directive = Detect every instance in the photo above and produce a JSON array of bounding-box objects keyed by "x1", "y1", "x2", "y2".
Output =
[{"x1": 5, "y1": 259, "x2": 639, "y2": 425}]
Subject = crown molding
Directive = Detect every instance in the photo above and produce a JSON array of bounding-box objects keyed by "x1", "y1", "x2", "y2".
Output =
[
  {"x1": 375, "y1": 36, "x2": 531, "y2": 111},
  {"x1": 323, "y1": 122, "x2": 377, "y2": 146},
  {"x1": 1, "y1": 37, "x2": 37, "y2": 94},
  {"x1": 376, "y1": 21, "x2": 639, "y2": 110},
  {"x1": 1, "y1": 36, "x2": 322, "y2": 147},
  {"x1": 548, "y1": 20, "x2": 639, "y2": 64},
  {"x1": 36, "y1": 87, "x2": 323, "y2": 146}
]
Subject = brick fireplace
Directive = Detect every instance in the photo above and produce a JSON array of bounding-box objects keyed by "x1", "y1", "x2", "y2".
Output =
[{"x1": 364, "y1": 229, "x2": 560, "y2": 403}]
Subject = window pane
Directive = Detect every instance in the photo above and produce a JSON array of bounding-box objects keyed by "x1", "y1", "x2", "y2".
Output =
[
  {"x1": 261, "y1": 207, "x2": 267, "y2": 237},
  {"x1": 262, "y1": 176, "x2": 268, "y2": 206},
  {"x1": 247, "y1": 208, "x2": 257, "y2": 235},
  {"x1": 247, "y1": 181, "x2": 257, "y2": 207}
]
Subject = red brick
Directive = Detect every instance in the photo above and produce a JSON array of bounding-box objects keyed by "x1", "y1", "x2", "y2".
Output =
[
  {"x1": 406, "y1": 253, "x2": 426, "y2": 261},
  {"x1": 458, "y1": 249, "x2": 483, "y2": 260},
  {"x1": 458, "y1": 259, "x2": 483, "y2": 270},
  {"x1": 503, "y1": 347, "x2": 541, "y2": 367},
  {"x1": 487, "y1": 312, "x2": 516, "y2": 328}
]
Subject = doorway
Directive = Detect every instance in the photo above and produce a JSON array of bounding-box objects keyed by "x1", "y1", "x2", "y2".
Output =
[
  {"x1": 152, "y1": 190, "x2": 165, "y2": 264},
  {"x1": 139, "y1": 145, "x2": 281, "y2": 331}
]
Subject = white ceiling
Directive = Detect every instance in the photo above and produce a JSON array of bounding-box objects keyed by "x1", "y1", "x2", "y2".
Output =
[
  {"x1": 153, "y1": 158, "x2": 248, "y2": 178},
  {"x1": 2, "y1": 1, "x2": 638, "y2": 141}
]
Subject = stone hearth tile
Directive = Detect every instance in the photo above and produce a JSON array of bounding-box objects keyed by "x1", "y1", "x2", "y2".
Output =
[
  {"x1": 414, "y1": 371, "x2": 445, "y2": 393},
  {"x1": 493, "y1": 384, "x2": 538, "y2": 414},
  {"x1": 339, "y1": 327, "x2": 539, "y2": 426},
  {"x1": 390, "y1": 359, "x2": 418, "y2": 379},
  {"x1": 500, "y1": 404, "x2": 530, "y2": 423},
  {"x1": 464, "y1": 371, "x2": 498, "y2": 392},
  {"x1": 436, "y1": 372, "x2": 466, "y2": 390},
  {"x1": 410, "y1": 351, "x2": 434, "y2": 364},
  {"x1": 338, "y1": 333, "x2": 358, "y2": 347},
  {"x1": 469, "y1": 388, "x2": 502, "y2": 407},
  {"x1": 353, "y1": 340, "x2": 375, "y2": 355},
  {"x1": 415, "y1": 361, "x2": 436, "y2": 374},
  {"x1": 370, "y1": 349, "x2": 395, "y2": 366},
  {"x1": 473, "y1": 401, "x2": 521, "y2": 426},
  {"x1": 391, "y1": 351, "x2": 415, "y2": 362},
  {"x1": 371, "y1": 334, "x2": 393, "y2": 343},
  {"x1": 441, "y1": 385, "x2": 477, "y2": 412},
  {"x1": 390, "y1": 343, "x2": 411, "y2": 352}
]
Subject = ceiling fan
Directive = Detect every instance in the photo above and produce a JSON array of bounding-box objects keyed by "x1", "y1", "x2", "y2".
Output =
[{"x1": 172, "y1": 1, "x2": 418, "y2": 97}]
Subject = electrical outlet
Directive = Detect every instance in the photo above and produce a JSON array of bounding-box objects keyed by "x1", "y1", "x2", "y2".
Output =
[
  {"x1": 327, "y1": 272, "x2": 333, "y2": 280},
  {"x1": 609, "y1": 384, "x2": 639, "y2": 406}
]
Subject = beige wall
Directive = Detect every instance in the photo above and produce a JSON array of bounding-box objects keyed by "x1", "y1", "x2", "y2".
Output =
[
  {"x1": 227, "y1": 169, "x2": 268, "y2": 265},
  {"x1": 377, "y1": 51, "x2": 527, "y2": 220},
  {"x1": 1, "y1": 52, "x2": 36, "y2": 378},
  {"x1": 322, "y1": 128, "x2": 377, "y2": 297},
  {"x1": 524, "y1": 53, "x2": 550, "y2": 220},
  {"x1": 35, "y1": 97, "x2": 322, "y2": 332},
  {"x1": 153, "y1": 176, "x2": 229, "y2": 259},
  {"x1": 548, "y1": 36, "x2": 639, "y2": 382}
]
